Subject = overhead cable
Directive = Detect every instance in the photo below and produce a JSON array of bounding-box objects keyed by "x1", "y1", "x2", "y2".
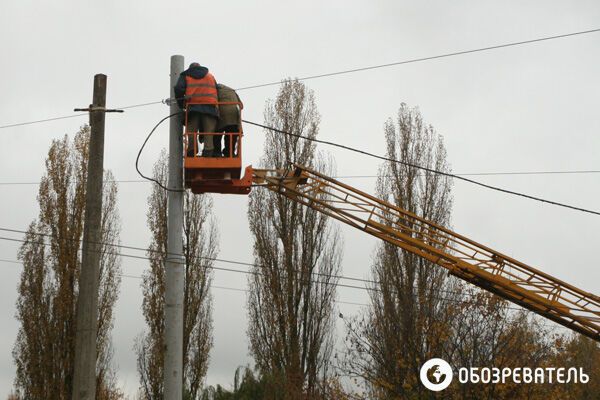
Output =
[
  {"x1": 134, "y1": 112, "x2": 185, "y2": 192},
  {"x1": 2, "y1": 169, "x2": 600, "y2": 186},
  {"x1": 1, "y1": 27, "x2": 599, "y2": 130},
  {"x1": 0, "y1": 227, "x2": 379, "y2": 288},
  {"x1": 0, "y1": 227, "x2": 523, "y2": 301},
  {"x1": 0, "y1": 227, "x2": 583, "y2": 322},
  {"x1": 235, "y1": 28, "x2": 600, "y2": 91},
  {"x1": 243, "y1": 119, "x2": 600, "y2": 216},
  {"x1": 0, "y1": 258, "x2": 366, "y2": 307},
  {"x1": 0, "y1": 252, "x2": 535, "y2": 313},
  {"x1": 0, "y1": 234, "x2": 372, "y2": 292}
]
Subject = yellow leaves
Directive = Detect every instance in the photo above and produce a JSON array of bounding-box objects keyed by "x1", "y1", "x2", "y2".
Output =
[{"x1": 13, "y1": 125, "x2": 122, "y2": 398}]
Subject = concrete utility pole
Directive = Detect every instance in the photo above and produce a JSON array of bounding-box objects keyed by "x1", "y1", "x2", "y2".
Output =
[
  {"x1": 164, "y1": 55, "x2": 185, "y2": 400},
  {"x1": 72, "y1": 74, "x2": 116, "y2": 400}
]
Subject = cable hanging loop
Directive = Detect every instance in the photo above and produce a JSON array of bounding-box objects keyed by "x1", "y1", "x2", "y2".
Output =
[{"x1": 135, "y1": 112, "x2": 186, "y2": 193}]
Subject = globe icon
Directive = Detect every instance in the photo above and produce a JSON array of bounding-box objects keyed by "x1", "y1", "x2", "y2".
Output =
[
  {"x1": 427, "y1": 364, "x2": 447, "y2": 384},
  {"x1": 420, "y1": 358, "x2": 453, "y2": 391}
]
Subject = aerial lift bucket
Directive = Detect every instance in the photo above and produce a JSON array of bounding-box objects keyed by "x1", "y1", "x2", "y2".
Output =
[{"x1": 183, "y1": 102, "x2": 253, "y2": 195}]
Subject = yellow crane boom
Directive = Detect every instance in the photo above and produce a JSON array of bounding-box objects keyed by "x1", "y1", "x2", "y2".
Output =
[{"x1": 253, "y1": 164, "x2": 600, "y2": 341}]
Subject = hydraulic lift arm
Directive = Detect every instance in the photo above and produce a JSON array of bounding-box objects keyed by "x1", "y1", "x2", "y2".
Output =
[{"x1": 252, "y1": 164, "x2": 600, "y2": 342}]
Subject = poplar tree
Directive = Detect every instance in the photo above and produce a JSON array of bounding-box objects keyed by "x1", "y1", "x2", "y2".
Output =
[
  {"x1": 341, "y1": 104, "x2": 564, "y2": 399},
  {"x1": 341, "y1": 104, "x2": 458, "y2": 398},
  {"x1": 247, "y1": 79, "x2": 342, "y2": 398},
  {"x1": 13, "y1": 126, "x2": 123, "y2": 399},
  {"x1": 136, "y1": 150, "x2": 216, "y2": 399}
]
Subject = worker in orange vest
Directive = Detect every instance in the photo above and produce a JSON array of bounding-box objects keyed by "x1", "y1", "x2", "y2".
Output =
[{"x1": 174, "y1": 62, "x2": 219, "y2": 157}]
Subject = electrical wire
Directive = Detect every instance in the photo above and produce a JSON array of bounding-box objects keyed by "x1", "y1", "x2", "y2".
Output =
[
  {"x1": 0, "y1": 179, "x2": 149, "y2": 185},
  {"x1": 0, "y1": 227, "x2": 538, "y2": 303},
  {"x1": 2, "y1": 169, "x2": 600, "y2": 186},
  {"x1": 0, "y1": 100, "x2": 168, "y2": 130},
  {"x1": 3, "y1": 32, "x2": 599, "y2": 214},
  {"x1": 0, "y1": 228, "x2": 582, "y2": 321},
  {"x1": 0, "y1": 113, "x2": 89, "y2": 129},
  {"x1": 135, "y1": 112, "x2": 186, "y2": 192},
  {"x1": 0, "y1": 251, "x2": 537, "y2": 313},
  {"x1": 135, "y1": 110, "x2": 600, "y2": 215},
  {"x1": 0, "y1": 258, "x2": 365, "y2": 307},
  {"x1": 234, "y1": 28, "x2": 600, "y2": 91},
  {"x1": 336, "y1": 170, "x2": 600, "y2": 178},
  {"x1": 0, "y1": 227, "x2": 381, "y2": 287},
  {"x1": 0, "y1": 234, "x2": 373, "y2": 293},
  {"x1": 1, "y1": 27, "x2": 599, "y2": 130},
  {"x1": 118, "y1": 100, "x2": 166, "y2": 110},
  {"x1": 244, "y1": 119, "x2": 600, "y2": 216}
]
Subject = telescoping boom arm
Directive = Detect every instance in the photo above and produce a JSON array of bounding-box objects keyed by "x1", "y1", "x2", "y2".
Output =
[{"x1": 252, "y1": 164, "x2": 600, "y2": 342}]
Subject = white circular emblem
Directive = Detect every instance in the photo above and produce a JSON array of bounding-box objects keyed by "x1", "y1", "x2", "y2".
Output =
[{"x1": 419, "y1": 358, "x2": 453, "y2": 391}]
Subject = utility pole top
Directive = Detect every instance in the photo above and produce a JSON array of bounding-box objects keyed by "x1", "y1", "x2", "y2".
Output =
[{"x1": 73, "y1": 74, "x2": 123, "y2": 126}]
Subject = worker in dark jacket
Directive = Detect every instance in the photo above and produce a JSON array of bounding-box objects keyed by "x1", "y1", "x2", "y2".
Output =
[
  {"x1": 214, "y1": 83, "x2": 243, "y2": 157},
  {"x1": 174, "y1": 62, "x2": 219, "y2": 157}
]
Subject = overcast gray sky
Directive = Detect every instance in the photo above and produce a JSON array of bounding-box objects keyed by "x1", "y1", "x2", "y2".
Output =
[{"x1": 1, "y1": 1, "x2": 599, "y2": 397}]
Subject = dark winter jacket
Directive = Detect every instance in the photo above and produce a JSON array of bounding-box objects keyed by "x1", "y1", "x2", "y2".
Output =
[
  {"x1": 216, "y1": 83, "x2": 242, "y2": 130},
  {"x1": 174, "y1": 65, "x2": 219, "y2": 117}
]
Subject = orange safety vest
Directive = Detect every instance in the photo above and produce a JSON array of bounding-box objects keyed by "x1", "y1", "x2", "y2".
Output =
[{"x1": 185, "y1": 73, "x2": 218, "y2": 105}]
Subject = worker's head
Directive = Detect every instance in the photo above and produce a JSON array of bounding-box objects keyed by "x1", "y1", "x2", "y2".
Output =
[{"x1": 189, "y1": 62, "x2": 200, "y2": 68}]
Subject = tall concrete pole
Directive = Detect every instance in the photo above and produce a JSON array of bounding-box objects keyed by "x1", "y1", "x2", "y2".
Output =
[
  {"x1": 164, "y1": 55, "x2": 185, "y2": 400},
  {"x1": 72, "y1": 74, "x2": 107, "y2": 400}
]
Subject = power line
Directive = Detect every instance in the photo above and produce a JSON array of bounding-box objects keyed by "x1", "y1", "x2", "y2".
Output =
[
  {"x1": 337, "y1": 170, "x2": 600, "y2": 178},
  {"x1": 2, "y1": 169, "x2": 599, "y2": 186},
  {"x1": 0, "y1": 234, "x2": 372, "y2": 293},
  {"x1": 0, "y1": 228, "x2": 579, "y2": 325},
  {"x1": 0, "y1": 100, "x2": 167, "y2": 130},
  {"x1": 133, "y1": 111, "x2": 600, "y2": 216},
  {"x1": 0, "y1": 228, "x2": 379, "y2": 289},
  {"x1": 234, "y1": 27, "x2": 600, "y2": 91},
  {"x1": 0, "y1": 258, "x2": 365, "y2": 307},
  {"x1": 244, "y1": 119, "x2": 600, "y2": 216},
  {"x1": 0, "y1": 179, "x2": 149, "y2": 186},
  {"x1": 6, "y1": 108, "x2": 600, "y2": 219},
  {"x1": 0, "y1": 254, "x2": 535, "y2": 313},
  {"x1": 134, "y1": 112, "x2": 185, "y2": 192},
  {"x1": 1, "y1": 27, "x2": 599, "y2": 130},
  {"x1": 0, "y1": 226, "x2": 410, "y2": 299},
  {"x1": 119, "y1": 100, "x2": 166, "y2": 110},
  {"x1": 0, "y1": 227, "x2": 535, "y2": 304},
  {"x1": 0, "y1": 113, "x2": 89, "y2": 129}
]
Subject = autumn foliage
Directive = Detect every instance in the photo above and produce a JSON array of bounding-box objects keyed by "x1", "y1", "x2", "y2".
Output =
[
  {"x1": 339, "y1": 105, "x2": 600, "y2": 399},
  {"x1": 12, "y1": 126, "x2": 122, "y2": 399},
  {"x1": 246, "y1": 79, "x2": 342, "y2": 398}
]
